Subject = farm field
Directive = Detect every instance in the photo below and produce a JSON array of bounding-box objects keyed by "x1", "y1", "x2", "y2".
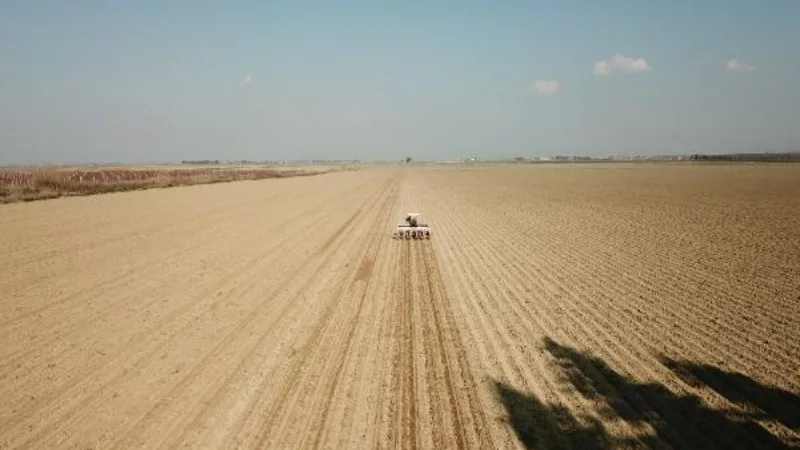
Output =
[{"x1": 1, "y1": 163, "x2": 799, "y2": 449}]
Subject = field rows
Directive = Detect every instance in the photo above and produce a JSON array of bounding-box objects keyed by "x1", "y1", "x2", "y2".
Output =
[
  {"x1": 415, "y1": 165, "x2": 800, "y2": 448},
  {"x1": 1, "y1": 164, "x2": 798, "y2": 449}
]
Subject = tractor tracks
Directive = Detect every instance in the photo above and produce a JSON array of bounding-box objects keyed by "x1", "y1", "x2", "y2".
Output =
[
  {"x1": 418, "y1": 242, "x2": 493, "y2": 448},
  {"x1": 216, "y1": 174, "x2": 401, "y2": 449},
  {"x1": 5, "y1": 164, "x2": 791, "y2": 449},
  {"x1": 1, "y1": 169, "x2": 398, "y2": 450},
  {"x1": 385, "y1": 242, "x2": 418, "y2": 450},
  {"x1": 381, "y1": 236, "x2": 493, "y2": 448}
]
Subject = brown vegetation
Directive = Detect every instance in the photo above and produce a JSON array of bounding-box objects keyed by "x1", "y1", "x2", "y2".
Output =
[
  {"x1": 1, "y1": 163, "x2": 798, "y2": 448},
  {"x1": 0, "y1": 166, "x2": 327, "y2": 203}
]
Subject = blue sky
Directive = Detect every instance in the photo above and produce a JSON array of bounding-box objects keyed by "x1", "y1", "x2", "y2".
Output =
[{"x1": 1, "y1": 1, "x2": 799, "y2": 163}]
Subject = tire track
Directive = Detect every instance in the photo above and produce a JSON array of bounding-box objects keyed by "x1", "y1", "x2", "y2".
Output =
[
  {"x1": 0, "y1": 177, "x2": 371, "y2": 351},
  {"x1": 5, "y1": 173, "x2": 389, "y2": 449},
  {"x1": 378, "y1": 177, "x2": 494, "y2": 449},
  {"x1": 106, "y1": 176, "x2": 399, "y2": 450},
  {"x1": 2, "y1": 204, "x2": 342, "y2": 443},
  {"x1": 0, "y1": 191, "x2": 280, "y2": 273},
  {"x1": 237, "y1": 176, "x2": 398, "y2": 447},
  {"x1": 418, "y1": 242, "x2": 493, "y2": 449},
  {"x1": 0, "y1": 179, "x2": 370, "y2": 421},
  {"x1": 385, "y1": 241, "x2": 418, "y2": 450},
  {"x1": 0, "y1": 184, "x2": 310, "y2": 317},
  {"x1": 0, "y1": 183, "x2": 355, "y2": 369},
  {"x1": 304, "y1": 182, "x2": 399, "y2": 449},
  {"x1": 244, "y1": 176, "x2": 400, "y2": 449}
]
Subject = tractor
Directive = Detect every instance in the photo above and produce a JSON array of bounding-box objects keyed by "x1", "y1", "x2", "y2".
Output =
[{"x1": 393, "y1": 213, "x2": 431, "y2": 240}]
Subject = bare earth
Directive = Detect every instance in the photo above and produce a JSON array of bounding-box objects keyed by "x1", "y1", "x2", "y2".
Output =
[{"x1": 1, "y1": 163, "x2": 799, "y2": 449}]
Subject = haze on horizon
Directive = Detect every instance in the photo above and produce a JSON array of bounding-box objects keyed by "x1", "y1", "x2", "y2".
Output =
[{"x1": 1, "y1": 1, "x2": 799, "y2": 165}]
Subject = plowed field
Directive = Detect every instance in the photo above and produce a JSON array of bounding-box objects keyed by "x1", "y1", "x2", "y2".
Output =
[{"x1": 2, "y1": 163, "x2": 799, "y2": 449}]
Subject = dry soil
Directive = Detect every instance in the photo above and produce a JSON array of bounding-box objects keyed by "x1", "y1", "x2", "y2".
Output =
[{"x1": 1, "y1": 163, "x2": 799, "y2": 449}]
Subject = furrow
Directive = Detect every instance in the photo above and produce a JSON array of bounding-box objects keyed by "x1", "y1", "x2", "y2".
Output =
[
  {"x1": 109, "y1": 176, "x2": 397, "y2": 450},
  {"x1": 0, "y1": 183, "x2": 359, "y2": 433},
  {"x1": 214, "y1": 177, "x2": 392, "y2": 445}
]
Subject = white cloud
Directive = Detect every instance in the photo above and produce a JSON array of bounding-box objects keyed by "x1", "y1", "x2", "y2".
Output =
[
  {"x1": 725, "y1": 59, "x2": 754, "y2": 72},
  {"x1": 240, "y1": 74, "x2": 253, "y2": 87},
  {"x1": 593, "y1": 54, "x2": 652, "y2": 75},
  {"x1": 531, "y1": 79, "x2": 560, "y2": 95}
]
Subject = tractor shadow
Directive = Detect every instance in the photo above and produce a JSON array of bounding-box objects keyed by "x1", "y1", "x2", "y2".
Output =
[
  {"x1": 494, "y1": 337, "x2": 797, "y2": 449},
  {"x1": 661, "y1": 356, "x2": 800, "y2": 432}
]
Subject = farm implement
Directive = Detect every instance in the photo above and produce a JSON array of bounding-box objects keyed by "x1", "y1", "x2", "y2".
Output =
[{"x1": 393, "y1": 213, "x2": 431, "y2": 240}]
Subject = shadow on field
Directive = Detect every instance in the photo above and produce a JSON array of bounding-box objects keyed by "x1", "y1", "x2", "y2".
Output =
[
  {"x1": 494, "y1": 382, "x2": 618, "y2": 449},
  {"x1": 494, "y1": 337, "x2": 793, "y2": 449},
  {"x1": 661, "y1": 357, "x2": 800, "y2": 431}
]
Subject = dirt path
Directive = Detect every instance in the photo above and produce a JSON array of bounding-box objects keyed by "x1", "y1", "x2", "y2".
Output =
[{"x1": 1, "y1": 164, "x2": 798, "y2": 449}]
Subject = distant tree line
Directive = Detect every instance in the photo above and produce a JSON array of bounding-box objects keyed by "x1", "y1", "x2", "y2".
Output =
[
  {"x1": 181, "y1": 160, "x2": 221, "y2": 165},
  {"x1": 689, "y1": 153, "x2": 800, "y2": 162},
  {"x1": 181, "y1": 159, "x2": 362, "y2": 165}
]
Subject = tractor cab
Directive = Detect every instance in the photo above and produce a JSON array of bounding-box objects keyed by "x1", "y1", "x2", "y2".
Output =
[
  {"x1": 394, "y1": 213, "x2": 431, "y2": 240},
  {"x1": 404, "y1": 213, "x2": 421, "y2": 227}
]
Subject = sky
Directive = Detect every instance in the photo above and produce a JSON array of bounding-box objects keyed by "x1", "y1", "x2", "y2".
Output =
[{"x1": 1, "y1": 1, "x2": 799, "y2": 164}]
